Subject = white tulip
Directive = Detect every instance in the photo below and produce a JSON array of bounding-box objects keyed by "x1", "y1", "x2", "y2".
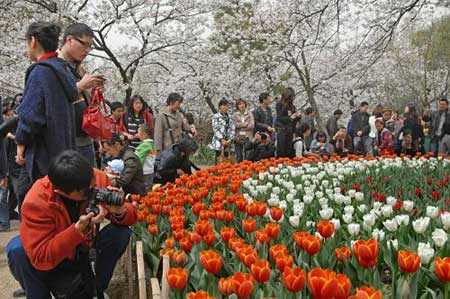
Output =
[
  {"x1": 412, "y1": 217, "x2": 430, "y2": 234},
  {"x1": 306, "y1": 221, "x2": 315, "y2": 228},
  {"x1": 279, "y1": 200, "x2": 287, "y2": 210},
  {"x1": 343, "y1": 196, "x2": 352, "y2": 205},
  {"x1": 383, "y1": 219, "x2": 398, "y2": 232},
  {"x1": 315, "y1": 191, "x2": 324, "y2": 198},
  {"x1": 266, "y1": 182, "x2": 273, "y2": 189},
  {"x1": 403, "y1": 200, "x2": 414, "y2": 212},
  {"x1": 432, "y1": 229, "x2": 448, "y2": 247},
  {"x1": 344, "y1": 206, "x2": 355, "y2": 215},
  {"x1": 334, "y1": 187, "x2": 342, "y2": 194},
  {"x1": 319, "y1": 208, "x2": 333, "y2": 220},
  {"x1": 318, "y1": 197, "x2": 328, "y2": 206},
  {"x1": 355, "y1": 192, "x2": 364, "y2": 201},
  {"x1": 373, "y1": 202, "x2": 383, "y2": 211},
  {"x1": 363, "y1": 214, "x2": 376, "y2": 227},
  {"x1": 289, "y1": 216, "x2": 300, "y2": 227},
  {"x1": 267, "y1": 197, "x2": 279, "y2": 207},
  {"x1": 441, "y1": 213, "x2": 450, "y2": 230},
  {"x1": 330, "y1": 218, "x2": 341, "y2": 230},
  {"x1": 273, "y1": 186, "x2": 280, "y2": 194},
  {"x1": 426, "y1": 206, "x2": 439, "y2": 219},
  {"x1": 387, "y1": 239, "x2": 398, "y2": 250},
  {"x1": 395, "y1": 215, "x2": 410, "y2": 227},
  {"x1": 386, "y1": 196, "x2": 397, "y2": 206},
  {"x1": 286, "y1": 194, "x2": 294, "y2": 202},
  {"x1": 348, "y1": 190, "x2": 356, "y2": 198},
  {"x1": 303, "y1": 195, "x2": 314, "y2": 204},
  {"x1": 381, "y1": 205, "x2": 393, "y2": 217},
  {"x1": 348, "y1": 223, "x2": 361, "y2": 236},
  {"x1": 417, "y1": 242, "x2": 434, "y2": 264},
  {"x1": 322, "y1": 180, "x2": 330, "y2": 188},
  {"x1": 343, "y1": 213, "x2": 353, "y2": 224},
  {"x1": 372, "y1": 228, "x2": 385, "y2": 241},
  {"x1": 358, "y1": 204, "x2": 368, "y2": 213}
]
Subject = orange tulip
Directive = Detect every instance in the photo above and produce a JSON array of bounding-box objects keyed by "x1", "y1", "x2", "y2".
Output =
[
  {"x1": 302, "y1": 235, "x2": 321, "y2": 255},
  {"x1": 270, "y1": 207, "x2": 283, "y2": 221},
  {"x1": 148, "y1": 224, "x2": 158, "y2": 235},
  {"x1": 218, "y1": 277, "x2": 234, "y2": 296},
  {"x1": 180, "y1": 237, "x2": 193, "y2": 252},
  {"x1": 229, "y1": 237, "x2": 246, "y2": 252},
  {"x1": 172, "y1": 229, "x2": 185, "y2": 241},
  {"x1": 275, "y1": 254, "x2": 294, "y2": 272},
  {"x1": 203, "y1": 231, "x2": 216, "y2": 247},
  {"x1": 172, "y1": 250, "x2": 186, "y2": 266},
  {"x1": 250, "y1": 259, "x2": 271, "y2": 283},
  {"x1": 246, "y1": 202, "x2": 258, "y2": 217},
  {"x1": 293, "y1": 231, "x2": 310, "y2": 249},
  {"x1": 200, "y1": 249, "x2": 222, "y2": 274},
  {"x1": 265, "y1": 223, "x2": 280, "y2": 239},
  {"x1": 231, "y1": 272, "x2": 254, "y2": 299},
  {"x1": 187, "y1": 290, "x2": 215, "y2": 299},
  {"x1": 335, "y1": 247, "x2": 351, "y2": 262},
  {"x1": 242, "y1": 218, "x2": 257, "y2": 233},
  {"x1": 268, "y1": 244, "x2": 287, "y2": 260},
  {"x1": 308, "y1": 268, "x2": 351, "y2": 299},
  {"x1": 146, "y1": 214, "x2": 157, "y2": 224},
  {"x1": 255, "y1": 201, "x2": 267, "y2": 216},
  {"x1": 352, "y1": 239, "x2": 379, "y2": 268},
  {"x1": 317, "y1": 220, "x2": 335, "y2": 239},
  {"x1": 166, "y1": 267, "x2": 188, "y2": 289},
  {"x1": 189, "y1": 231, "x2": 202, "y2": 244},
  {"x1": 195, "y1": 219, "x2": 213, "y2": 236},
  {"x1": 435, "y1": 256, "x2": 450, "y2": 282},
  {"x1": 398, "y1": 250, "x2": 420, "y2": 273},
  {"x1": 349, "y1": 286, "x2": 383, "y2": 299},
  {"x1": 165, "y1": 237, "x2": 176, "y2": 249},
  {"x1": 220, "y1": 227, "x2": 235, "y2": 243},
  {"x1": 255, "y1": 229, "x2": 271, "y2": 244},
  {"x1": 237, "y1": 246, "x2": 258, "y2": 268},
  {"x1": 282, "y1": 267, "x2": 306, "y2": 293}
]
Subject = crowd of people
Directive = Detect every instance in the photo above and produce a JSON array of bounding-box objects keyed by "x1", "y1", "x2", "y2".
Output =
[
  {"x1": 209, "y1": 90, "x2": 450, "y2": 163},
  {"x1": 0, "y1": 19, "x2": 449, "y2": 299}
]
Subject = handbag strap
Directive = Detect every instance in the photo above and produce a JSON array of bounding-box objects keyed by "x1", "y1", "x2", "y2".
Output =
[
  {"x1": 163, "y1": 114, "x2": 176, "y2": 145},
  {"x1": 90, "y1": 88, "x2": 108, "y2": 112}
]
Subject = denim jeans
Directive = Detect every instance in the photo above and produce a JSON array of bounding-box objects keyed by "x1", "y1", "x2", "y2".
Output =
[
  {"x1": 0, "y1": 187, "x2": 8, "y2": 228},
  {"x1": 7, "y1": 224, "x2": 131, "y2": 299}
]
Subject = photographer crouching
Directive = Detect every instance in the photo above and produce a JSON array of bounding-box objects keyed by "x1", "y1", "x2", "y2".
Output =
[{"x1": 6, "y1": 150, "x2": 137, "y2": 298}]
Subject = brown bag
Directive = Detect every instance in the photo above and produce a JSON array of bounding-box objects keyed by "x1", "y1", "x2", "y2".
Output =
[{"x1": 217, "y1": 144, "x2": 234, "y2": 164}]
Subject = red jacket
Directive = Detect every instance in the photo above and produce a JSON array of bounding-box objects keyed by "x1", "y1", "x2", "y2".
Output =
[{"x1": 19, "y1": 169, "x2": 138, "y2": 271}]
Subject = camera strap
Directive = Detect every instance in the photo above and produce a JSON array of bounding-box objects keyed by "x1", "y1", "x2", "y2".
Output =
[{"x1": 89, "y1": 222, "x2": 100, "y2": 298}]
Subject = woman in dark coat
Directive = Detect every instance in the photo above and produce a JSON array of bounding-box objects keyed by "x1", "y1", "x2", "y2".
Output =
[
  {"x1": 401, "y1": 103, "x2": 424, "y2": 153},
  {"x1": 275, "y1": 87, "x2": 301, "y2": 157}
]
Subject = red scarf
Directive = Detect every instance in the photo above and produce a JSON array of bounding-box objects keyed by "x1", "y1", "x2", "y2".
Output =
[{"x1": 37, "y1": 52, "x2": 58, "y2": 61}]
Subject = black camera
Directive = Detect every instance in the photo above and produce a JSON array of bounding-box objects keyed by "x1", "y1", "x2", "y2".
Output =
[
  {"x1": 257, "y1": 131, "x2": 268, "y2": 140},
  {"x1": 85, "y1": 188, "x2": 124, "y2": 216}
]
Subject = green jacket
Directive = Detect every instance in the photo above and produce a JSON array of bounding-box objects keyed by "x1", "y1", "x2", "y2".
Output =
[{"x1": 136, "y1": 139, "x2": 156, "y2": 164}]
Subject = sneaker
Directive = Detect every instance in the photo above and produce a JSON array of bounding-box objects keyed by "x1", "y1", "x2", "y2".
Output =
[{"x1": 12, "y1": 288, "x2": 26, "y2": 297}]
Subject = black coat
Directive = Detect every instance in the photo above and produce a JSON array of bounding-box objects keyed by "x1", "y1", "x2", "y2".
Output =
[
  {"x1": 154, "y1": 144, "x2": 191, "y2": 185},
  {"x1": 350, "y1": 110, "x2": 370, "y2": 137},
  {"x1": 245, "y1": 141, "x2": 276, "y2": 162},
  {"x1": 252, "y1": 106, "x2": 273, "y2": 133},
  {"x1": 118, "y1": 146, "x2": 146, "y2": 195}
]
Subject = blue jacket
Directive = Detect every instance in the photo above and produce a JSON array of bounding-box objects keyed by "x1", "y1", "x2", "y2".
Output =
[{"x1": 15, "y1": 57, "x2": 78, "y2": 181}]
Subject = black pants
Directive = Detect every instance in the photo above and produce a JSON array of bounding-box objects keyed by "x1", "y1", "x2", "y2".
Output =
[{"x1": 277, "y1": 130, "x2": 294, "y2": 158}]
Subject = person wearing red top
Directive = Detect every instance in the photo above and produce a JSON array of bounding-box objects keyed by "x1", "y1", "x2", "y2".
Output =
[
  {"x1": 6, "y1": 150, "x2": 138, "y2": 298},
  {"x1": 108, "y1": 102, "x2": 125, "y2": 134}
]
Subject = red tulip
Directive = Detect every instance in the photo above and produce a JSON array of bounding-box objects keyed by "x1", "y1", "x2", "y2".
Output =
[
  {"x1": 242, "y1": 218, "x2": 256, "y2": 233},
  {"x1": 270, "y1": 207, "x2": 283, "y2": 221},
  {"x1": 231, "y1": 272, "x2": 254, "y2": 298},
  {"x1": 398, "y1": 250, "x2": 420, "y2": 273},
  {"x1": 250, "y1": 259, "x2": 271, "y2": 283},
  {"x1": 335, "y1": 247, "x2": 351, "y2": 262},
  {"x1": 166, "y1": 267, "x2": 188, "y2": 289},
  {"x1": 317, "y1": 220, "x2": 335, "y2": 239},
  {"x1": 282, "y1": 267, "x2": 306, "y2": 293},
  {"x1": 435, "y1": 256, "x2": 450, "y2": 282},
  {"x1": 199, "y1": 250, "x2": 222, "y2": 274},
  {"x1": 352, "y1": 239, "x2": 379, "y2": 268}
]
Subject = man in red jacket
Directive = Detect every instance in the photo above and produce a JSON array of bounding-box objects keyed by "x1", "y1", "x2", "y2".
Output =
[{"x1": 6, "y1": 150, "x2": 138, "y2": 298}]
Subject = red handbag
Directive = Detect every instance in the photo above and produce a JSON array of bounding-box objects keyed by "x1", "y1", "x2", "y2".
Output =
[{"x1": 82, "y1": 88, "x2": 112, "y2": 141}]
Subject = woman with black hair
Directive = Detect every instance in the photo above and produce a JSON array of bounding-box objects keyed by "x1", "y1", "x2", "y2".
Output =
[
  {"x1": 275, "y1": 87, "x2": 301, "y2": 157},
  {"x1": 209, "y1": 99, "x2": 236, "y2": 164},
  {"x1": 15, "y1": 22, "x2": 78, "y2": 182},
  {"x1": 401, "y1": 103, "x2": 424, "y2": 153},
  {"x1": 102, "y1": 134, "x2": 146, "y2": 195},
  {"x1": 122, "y1": 95, "x2": 154, "y2": 148}
]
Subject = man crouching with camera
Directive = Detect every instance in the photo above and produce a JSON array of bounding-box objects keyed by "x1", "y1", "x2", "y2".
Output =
[{"x1": 6, "y1": 150, "x2": 137, "y2": 299}]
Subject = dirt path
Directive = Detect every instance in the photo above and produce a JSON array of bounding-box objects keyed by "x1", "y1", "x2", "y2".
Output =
[{"x1": 0, "y1": 220, "x2": 22, "y2": 299}]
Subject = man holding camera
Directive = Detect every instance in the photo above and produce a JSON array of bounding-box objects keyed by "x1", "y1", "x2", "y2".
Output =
[
  {"x1": 244, "y1": 131, "x2": 276, "y2": 162},
  {"x1": 6, "y1": 150, "x2": 137, "y2": 298}
]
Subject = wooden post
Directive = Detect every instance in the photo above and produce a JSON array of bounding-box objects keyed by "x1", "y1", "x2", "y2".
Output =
[
  {"x1": 150, "y1": 278, "x2": 161, "y2": 299},
  {"x1": 136, "y1": 241, "x2": 147, "y2": 299},
  {"x1": 160, "y1": 255, "x2": 170, "y2": 299}
]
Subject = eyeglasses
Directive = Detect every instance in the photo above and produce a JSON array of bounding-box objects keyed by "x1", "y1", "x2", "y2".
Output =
[{"x1": 73, "y1": 36, "x2": 93, "y2": 50}]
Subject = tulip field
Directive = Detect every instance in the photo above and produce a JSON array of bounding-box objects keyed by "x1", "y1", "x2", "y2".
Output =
[{"x1": 133, "y1": 154, "x2": 450, "y2": 299}]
